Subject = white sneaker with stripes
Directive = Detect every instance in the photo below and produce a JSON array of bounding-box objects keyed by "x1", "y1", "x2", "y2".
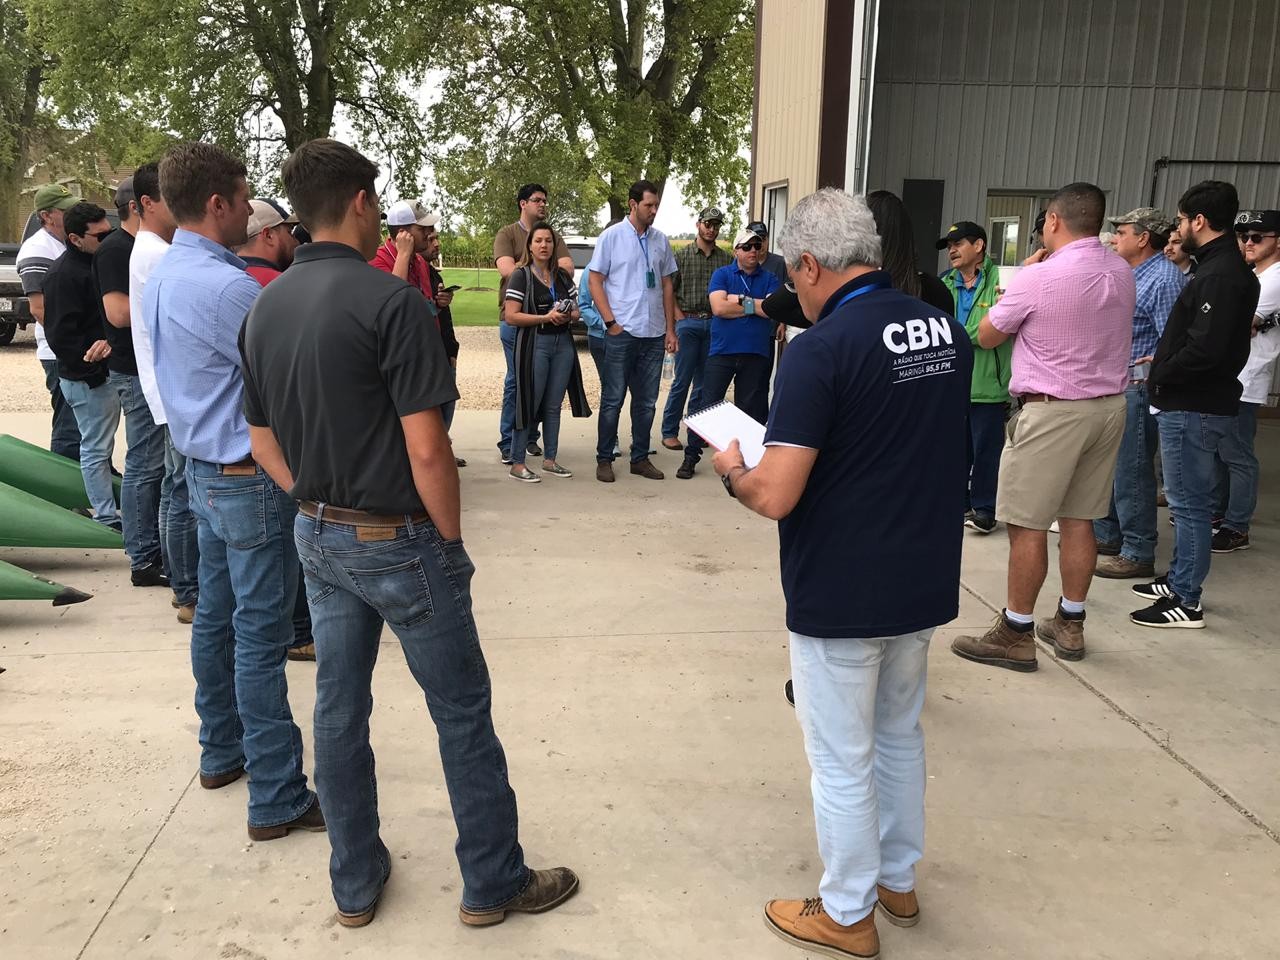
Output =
[{"x1": 1130, "y1": 595, "x2": 1205, "y2": 629}]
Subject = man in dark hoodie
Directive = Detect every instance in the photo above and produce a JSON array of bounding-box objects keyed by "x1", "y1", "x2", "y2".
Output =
[{"x1": 1131, "y1": 181, "x2": 1259, "y2": 629}]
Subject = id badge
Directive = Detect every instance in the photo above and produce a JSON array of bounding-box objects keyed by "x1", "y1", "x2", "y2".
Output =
[{"x1": 646, "y1": 269, "x2": 656, "y2": 289}]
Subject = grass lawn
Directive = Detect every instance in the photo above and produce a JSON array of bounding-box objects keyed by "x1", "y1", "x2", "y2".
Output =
[{"x1": 440, "y1": 267, "x2": 502, "y2": 327}]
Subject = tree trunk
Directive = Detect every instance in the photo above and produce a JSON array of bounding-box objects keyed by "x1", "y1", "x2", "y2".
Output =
[{"x1": 0, "y1": 61, "x2": 42, "y2": 243}]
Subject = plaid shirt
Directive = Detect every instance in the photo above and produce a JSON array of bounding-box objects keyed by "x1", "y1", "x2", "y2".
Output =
[
  {"x1": 1130, "y1": 252, "x2": 1187, "y2": 363},
  {"x1": 672, "y1": 241, "x2": 732, "y2": 316}
]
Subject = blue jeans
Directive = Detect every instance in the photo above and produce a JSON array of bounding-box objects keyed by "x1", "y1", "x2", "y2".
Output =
[
  {"x1": 109, "y1": 372, "x2": 165, "y2": 569},
  {"x1": 684, "y1": 353, "x2": 771, "y2": 464},
  {"x1": 790, "y1": 629, "x2": 933, "y2": 926},
  {"x1": 967, "y1": 402, "x2": 1007, "y2": 518},
  {"x1": 498, "y1": 322, "x2": 538, "y2": 454},
  {"x1": 1212, "y1": 402, "x2": 1259, "y2": 534},
  {"x1": 41, "y1": 359, "x2": 81, "y2": 461},
  {"x1": 660, "y1": 316, "x2": 711, "y2": 439},
  {"x1": 1094, "y1": 382, "x2": 1159, "y2": 563},
  {"x1": 187, "y1": 459, "x2": 314, "y2": 827},
  {"x1": 511, "y1": 333, "x2": 575, "y2": 465},
  {"x1": 159, "y1": 430, "x2": 200, "y2": 605},
  {"x1": 587, "y1": 336, "x2": 618, "y2": 453},
  {"x1": 1157, "y1": 410, "x2": 1235, "y2": 606},
  {"x1": 59, "y1": 377, "x2": 121, "y2": 525},
  {"x1": 294, "y1": 511, "x2": 528, "y2": 915},
  {"x1": 596, "y1": 330, "x2": 664, "y2": 463}
]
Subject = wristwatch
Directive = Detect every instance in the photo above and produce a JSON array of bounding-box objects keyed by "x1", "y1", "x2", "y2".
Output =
[
  {"x1": 605, "y1": 319, "x2": 618, "y2": 330},
  {"x1": 722, "y1": 467, "x2": 743, "y2": 499}
]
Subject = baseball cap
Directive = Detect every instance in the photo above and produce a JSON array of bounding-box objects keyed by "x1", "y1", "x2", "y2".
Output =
[
  {"x1": 1235, "y1": 210, "x2": 1280, "y2": 233},
  {"x1": 1111, "y1": 206, "x2": 1174, "y2": 237},
  {"x1": 733, "y1": 228, "x2": 763, "y2": 248},
  {"x1": 935, "y1": 221, "x2": 987, "y2": 249},
  {"x1": 746, "y1": 220, "x2": 769, "y2": 237},
  {"x1": 114, "y1": 177, "x2": 136, "y2": 208},
  {"x1": 246, "y1": 198, "x2": 298, "y2": 236},
  {"x1": 33, "y1": 183, "x2": 80, "y2": 212},
  {"x1": 385, "y1": 199, "x2": 439, "y2": 228},
  {"x1": 698, "y1": 206, "x2": 725, "y2": 224}
]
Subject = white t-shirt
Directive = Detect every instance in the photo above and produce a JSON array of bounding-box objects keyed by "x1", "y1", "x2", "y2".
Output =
[
  {"x1": 14, "y1": 227, "x2": 65, "y2": 362},
  {"x1": 1237, "y1": 260, "x2": 1280, "y2": 405},
  {"x1": 129, "y1": 230, "x2": 172, "y2": 424}
]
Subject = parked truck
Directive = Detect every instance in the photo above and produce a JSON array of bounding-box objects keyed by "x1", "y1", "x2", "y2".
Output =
[{"x1": 0, "y1": 242, "x2": 29, "y2": 346}]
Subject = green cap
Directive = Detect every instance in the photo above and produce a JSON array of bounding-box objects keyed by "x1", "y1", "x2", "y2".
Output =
[{"x1": 33, "y1": 183, "x2": 80, "y2": 212}]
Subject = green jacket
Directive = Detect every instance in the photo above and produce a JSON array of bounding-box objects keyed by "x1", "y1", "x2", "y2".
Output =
[{"x1": 942, "y1": 256, "x2": 1011, "y2": 403}]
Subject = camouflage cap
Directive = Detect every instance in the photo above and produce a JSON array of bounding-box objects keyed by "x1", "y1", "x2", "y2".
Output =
[{"x1": 1110, "y1": 207, "x2": 1174, "y2": 237}]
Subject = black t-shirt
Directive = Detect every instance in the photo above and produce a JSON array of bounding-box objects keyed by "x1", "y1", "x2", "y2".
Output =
[
  {"x1": 239, "y1": 242, "x2": 459, "y2": 513},
  {"x1": 504, "y1": 266, "x2": 574, "y2": 325},
  {"x1": 764, "y1": 271, "x2": 973, "y2": 638},
  {"x1": 92, "y1": 229, "x2": 137, "y2": 375}
]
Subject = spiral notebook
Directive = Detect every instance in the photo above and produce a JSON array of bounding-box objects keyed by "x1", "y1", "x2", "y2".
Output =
[{"x1": 682, "y1": 401, "x2": 767, "y2": 468}]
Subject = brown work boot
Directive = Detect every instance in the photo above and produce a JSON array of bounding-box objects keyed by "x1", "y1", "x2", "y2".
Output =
[
  {"x1": 951, "y1": 612, "x2": 1038, "y2": 672},
  {"x1": 287, "y1": 642, "x2": 317, "y2": 661},
  {"x1": 596, "y1": 461, "x2": 615, "y2": 483},
  {"x1": 764, "y1": 897, "x2": 879, "y2": 959},
  {"x1": 1036, "y1": 606, "x2": 1086, "y2": 661},
  {"x1": 337, "y1": 859, "x2": 392, "y2": 928},
  {"x1": 199, "y1": 765, "x2": 244, "y2": 790},
  {"x1": 875, "y1": 884, "x2": 919, "y2": 927},
  {"x1": 629, "y1": 458, "x2": 664, "y2": 480},
  {"x1": 176, "y1": 603, "x2": 195, "y2": 625},
  {"x1": 247, "y1": 796, "x2": 326, "y2": 841},
  {"x1": 1095, "y1": 555, "x2": 1155, "y2": 579},
  {"x1": 458, "y1": 867, "x2": 579, "y2": 926}
]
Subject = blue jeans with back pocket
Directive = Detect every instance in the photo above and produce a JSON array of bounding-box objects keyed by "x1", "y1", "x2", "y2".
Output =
[{"x1": 294, "y1": 510, "x2": 528, "y2": 916}]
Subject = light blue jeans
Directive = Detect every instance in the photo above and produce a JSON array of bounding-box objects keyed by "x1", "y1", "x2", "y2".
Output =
[
  {"x1": 59, "y1": 377, "x2": 121, "y2": 525},
  {"x1": 511, "y1": 333, "x2": 575, "y2": 465},
  {"x1": 790, "y1": 628, "x2": 933, "y2": 926}
]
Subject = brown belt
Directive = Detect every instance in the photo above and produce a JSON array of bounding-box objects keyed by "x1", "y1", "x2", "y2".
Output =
[
  {"x1": 1018, "y1": 393, "x2": 1063, "y2": 403},
  {"x1": 219, "y1": 455, "x2": 257, "y2": 475},
  {"x1": 298, "y1": 501, "x2": 429, "y2": 527}
]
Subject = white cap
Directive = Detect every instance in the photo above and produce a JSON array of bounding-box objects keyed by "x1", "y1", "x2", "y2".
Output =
[
  {"x1": 733, "y1": 227, "x2": 760, "y2": 248},
  {"x1": 246, "y1": 198, "x2": 296, "y2": 236},
  {"x1": 385, "y1": 199, "x2": 439, "y2": 228}
]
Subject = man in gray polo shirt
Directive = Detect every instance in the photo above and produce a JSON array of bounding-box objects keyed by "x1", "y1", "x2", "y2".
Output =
[{"x1": 587, "y1": 178, "x2": 679, "y2": 482}]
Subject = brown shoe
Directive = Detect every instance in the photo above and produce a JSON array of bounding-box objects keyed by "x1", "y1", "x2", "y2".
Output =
[
  {"x1": 287, "y1": 642, "x2": 317, "y2": 661},
  {"x1": 1095, "y1": 555, "x2": 1156, "y2": 579},
  {"x1": 629, "y1": 458, "x2": 664, "y2": 480},
  {"x1": 876, "y1": 885, "x2": 919, "y2": 927},
  {"x1": 1036, "y1": 607, "x2": 1086, "y2": 661},
  {"x1": 199, "y1": 766, "x2": 244, "y2": 790},
  {"x1": 764, "y1": 897, "x2": 879, "y2": 959},
  {"x1": 247, "y1": 796, "x2": 326, "y2": 841},
  {"x1": 458, "y1": 867, "x2": 579, "y2": 926},
  {"x1": 662, "y1": 437, "x2": 683, "y2": 451},
  {"x1": 951, "y1": 613, "x2": 1038, "y2": 672},
  {"x1": 176, "y1": 603, "x2": 195, "y2": 624},
  {"x1": 337, "y1": 859, "x2": 392, "y2": 928},
  {"x1": 596, "y1": 461, "x2": 615, "y2": 483}
]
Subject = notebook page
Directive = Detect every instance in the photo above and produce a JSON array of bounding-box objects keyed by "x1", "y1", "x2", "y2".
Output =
[{"x1": 682, "y1": 402, "x2": 767, "y2": 467}]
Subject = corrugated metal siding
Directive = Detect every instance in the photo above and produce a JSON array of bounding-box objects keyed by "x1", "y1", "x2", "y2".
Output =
[
  {"x1": 868, "y1": 0, "x2": 1280, "y2": 269},
  {"x1": 754, "y1": 0, "x2": 827, "y2": 204}
]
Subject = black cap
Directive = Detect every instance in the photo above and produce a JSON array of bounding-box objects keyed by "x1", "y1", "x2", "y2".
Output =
[
  {"x1": 1235, "y1": 210, "x2": 1280, "y2": 233},
  {"x1": 935, "y1": 221, "x2": 987, "y2": 249},
  {"x1": 1033, "y1": 210, "x2": 1047, "y2": 235},
  {"x1": 746, "y1": 220, "x2": 769, "y2": 237}
]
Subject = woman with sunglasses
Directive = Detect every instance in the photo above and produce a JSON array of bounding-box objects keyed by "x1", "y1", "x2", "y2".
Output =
[{"x1": 503, "y1": 221, "x2": 591, "y2": 482}]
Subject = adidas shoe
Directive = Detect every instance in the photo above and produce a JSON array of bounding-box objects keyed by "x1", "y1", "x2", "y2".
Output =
[
  {"x1": 1131, "y1": 575, "x2": 1175, "y2": 601},
  {"x1": 1129, "y1": 595, "x2": 1205, "y2": 629}
]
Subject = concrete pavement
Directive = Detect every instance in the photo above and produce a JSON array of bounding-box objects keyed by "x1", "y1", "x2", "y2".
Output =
[{"x1": 1, "y1": 408, "x2": 1277, "y2": 959}]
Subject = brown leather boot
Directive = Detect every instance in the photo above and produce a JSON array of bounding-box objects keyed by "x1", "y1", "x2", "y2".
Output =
[
  {"x1": 875, "y1": 884, "x2": 919, "y2": 927},
  {"x1": 458, "y1": 867, "x2": 579, "y2": 926},
  {"x1": 247, "y1": 796, "x2": 326, "y2": 841},
  {"x1": 951, "y1": 613, "x2": 1038, "y2": 672},
  {"x1": 1036, "y1": 606, "x2": 1086, "y2": 661},
  {"x1": 629, "y1": 458, "x2": 664, "y2": 480},
  {"x1": 764, "y1": 898, "x2": 879, "y2": 959}
]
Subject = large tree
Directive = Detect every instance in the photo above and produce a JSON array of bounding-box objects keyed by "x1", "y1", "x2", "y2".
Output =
[
  {"x1": 430, "y1": 0, "x2": 753, "y2": 232},
  {"x1": 0, "y1": 3, "x2": 45, "y2": 241}
]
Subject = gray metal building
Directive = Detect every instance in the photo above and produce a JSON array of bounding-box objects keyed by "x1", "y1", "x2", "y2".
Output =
[{"x1": 859, "y1": 0, "x2": 1280, "y2": 272}]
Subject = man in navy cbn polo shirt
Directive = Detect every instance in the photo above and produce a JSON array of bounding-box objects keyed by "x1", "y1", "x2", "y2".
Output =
[{"x1": 712, "y1": 189, "x2": 971, "y2": 960}]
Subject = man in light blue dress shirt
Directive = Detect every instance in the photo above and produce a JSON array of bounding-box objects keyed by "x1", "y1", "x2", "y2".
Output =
[
  {"x1": 586, "y1": 179, "x2": 678, "y2": 482},
  {"x1": 143, "y1": 142, "x2": 321, "y2": 839}
]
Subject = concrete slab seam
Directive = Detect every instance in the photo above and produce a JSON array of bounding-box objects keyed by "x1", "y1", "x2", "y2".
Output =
[{"x1": 959, "y1": 578, "x2": 1280, "y2": 846}]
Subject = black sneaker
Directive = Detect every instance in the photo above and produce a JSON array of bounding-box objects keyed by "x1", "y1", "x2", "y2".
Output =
[
  {"x1": 784, "y1": 678, "x2": 794, "y2": 707},
  {"x1": 500, "y1": 449, "x2": 513, "y2": 465},
  {"x1": 965, "y1": 513, "x2": 997, "y2": 534},
  {"x1": 131, "y1": 563, "x2": 171, "y2": 588},
  {"x1": 526, "y1": 441, "x2": 543, "y2": 457},
  {"x1": 1130, "y1": 595, "x2": 1205, "y2": 629},
  {"x1": 1131, "y1": 575, "x2": 1175, "y2": 601},
  {"x1": 676, "y1": 458, "x2": 696, "y2": 480},
  {"x1": 1211, "y1": 528, "x2": 1250, "y2": 553}
]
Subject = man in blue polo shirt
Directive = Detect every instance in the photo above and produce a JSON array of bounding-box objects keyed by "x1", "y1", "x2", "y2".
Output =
[
  {"x1": 712, "y1": 189, "x2": 970, "y2": 960},
  {"x1": 676, "y1": 228, "x2": 780, "y2": 478}
]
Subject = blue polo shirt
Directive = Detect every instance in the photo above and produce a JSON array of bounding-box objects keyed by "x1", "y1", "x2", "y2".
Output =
[
  {"x1": 708, "y1": 264, "x2": 780, "y2": 357},
  {"x1": 948, "y1": 267, "x2": 982, "y2": 329},
  {"x1": 764, "y1": 271, "x2": 972, "y2": 638}
]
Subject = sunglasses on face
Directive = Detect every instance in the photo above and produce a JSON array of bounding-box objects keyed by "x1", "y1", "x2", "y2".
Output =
[
  {"x1": 86, "y1": 228, "x2": 114, "y2": 241},
  {"x1": 1241, "y1": 233, "x2": 1276, "y2": 245},
  {"x1": 738, "y1": 241, "x2": 763, "y2": 251}
]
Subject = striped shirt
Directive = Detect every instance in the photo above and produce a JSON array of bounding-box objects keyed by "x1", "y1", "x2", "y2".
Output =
[
  {"x1": 15, "y1": 227, "x2": 65, "y2": 361},
  {"x1": 1130, "y1": 252, "x2": 1187, "y2": 363},
  {"x1": 672, "y1": 241, "x2": 731, "y2": 316}
]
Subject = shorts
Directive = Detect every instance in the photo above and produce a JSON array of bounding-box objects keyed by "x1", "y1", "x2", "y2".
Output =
[{"x1": 995, "y1": 394, "x2": 1126, "y2": 530}]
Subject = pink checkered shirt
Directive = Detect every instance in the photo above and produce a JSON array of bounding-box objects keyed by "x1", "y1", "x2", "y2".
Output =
[{"x1": 988, "y1": 237, "x2": 1136, "y2": 399}]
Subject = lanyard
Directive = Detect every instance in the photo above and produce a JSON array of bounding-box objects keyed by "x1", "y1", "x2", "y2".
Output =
[
  {"x1": 532, "y1": 266, "x2": 557, "y2": 303},
  {"x1": 739, "y1": 269, "x2": 763, "y2": 297},
  {"x1": 831, "y1": 282, "x2": 879, "y2": 313}
]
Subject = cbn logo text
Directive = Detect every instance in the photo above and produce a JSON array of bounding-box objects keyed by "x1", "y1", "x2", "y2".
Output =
[{"x1": 882, "y1": 317, "x2": 955, "y2": 355}]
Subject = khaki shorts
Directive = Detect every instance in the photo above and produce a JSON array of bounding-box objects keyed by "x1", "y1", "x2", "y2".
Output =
[{"x1": 995, "y1": 394, "x2": 1126, "y2": 530}]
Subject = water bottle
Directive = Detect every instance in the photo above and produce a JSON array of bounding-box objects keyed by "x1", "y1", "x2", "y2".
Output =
[{"x1": 662, "y1": 352, "x2": 675, "y2": 381}]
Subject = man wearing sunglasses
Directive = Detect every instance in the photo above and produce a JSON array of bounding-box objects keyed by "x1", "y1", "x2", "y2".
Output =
[
  {"x1": 1210, "y1": 210, "x2": 1280, "y2": 554},
  {"x1": 41, "y1": 201, "x2": 123, "y2": 530}
]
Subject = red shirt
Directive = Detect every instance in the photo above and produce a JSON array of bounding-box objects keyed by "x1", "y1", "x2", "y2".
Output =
[
  {"x1": 242, "y1": 257, "x2": 283, "y2": 287},
  {"x1": 370, "y1": 239, "x2": 432, "y2": 299}
]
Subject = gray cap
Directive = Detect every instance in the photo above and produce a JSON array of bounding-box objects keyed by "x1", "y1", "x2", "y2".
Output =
[
  {"x1": 114, "y1": 177, "x2": 135, "y2": 208},
  {"x1": 698, "y1": 206, "x2": 724, "y2": 224},
  {"x1": 1110, "y1": 207, "x2": 1174, "y2": 237}
]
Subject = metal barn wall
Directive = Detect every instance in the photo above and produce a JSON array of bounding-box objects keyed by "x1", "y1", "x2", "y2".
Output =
[{"x1": 866, "y1": 0, "x2": 1280, "y2": 267}]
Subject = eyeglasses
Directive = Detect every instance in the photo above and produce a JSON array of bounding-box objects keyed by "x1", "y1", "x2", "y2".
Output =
[
  {"x1": 86, "y1": 228, "x2": 114, "y2": 241},
  {"x1": 738, "y1": 241, "x2": 763, "y2": 251},
  {"x1": 527, "y1": 196, "x2": 548, "y2": 205},
  {"x1": 1241, "y1": 232, "x2": 1276, "y2": 245}
]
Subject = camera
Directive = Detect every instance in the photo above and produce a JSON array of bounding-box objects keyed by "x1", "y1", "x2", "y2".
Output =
[
  {"x1": 554, "y1": 299, "x2": 576, "y2": 315},
  {"x1": 1257, "y1": 310, "x2": 1280, "y2": 334}
]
